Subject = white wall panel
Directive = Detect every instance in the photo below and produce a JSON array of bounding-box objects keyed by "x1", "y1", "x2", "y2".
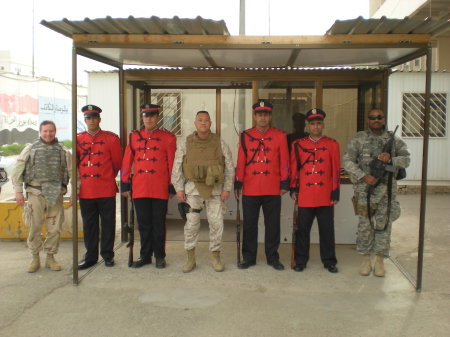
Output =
[
  {"x1": 388, "y1": 72, "x2": 450, "y2": 183},
  {"x1": 88, "y1": 72, "x2": 120, "y2": 135}
]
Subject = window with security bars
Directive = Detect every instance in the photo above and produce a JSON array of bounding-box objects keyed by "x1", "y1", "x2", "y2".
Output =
[
  {"x1": 151, "y1": 93, "x2": 182, "y2": 136},
  {"x1": 402, "y1": 93, "x2": 447, "y2": 138}
]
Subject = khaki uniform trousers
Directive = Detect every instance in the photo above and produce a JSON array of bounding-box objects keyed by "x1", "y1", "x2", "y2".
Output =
[
  {"x1": 27, "y1": 192, "x2": 64, "y2": 255},
  {"x1": 184, "y1": 194, "x2": 225, "y2": 251}
]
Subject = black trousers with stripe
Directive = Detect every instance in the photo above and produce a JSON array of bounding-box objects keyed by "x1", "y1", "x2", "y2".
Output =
[
  {"x1": 295, "y1": 205, "x2": 337, "y2": 267},
  {"x1": 80, "y1": 197, "x2": 116, "y2": 262},
  {"x1": 242, "y1": 195, "x2": 281, "y2": 264},
  {"x1": 133, "y1": 198, "x2": 167, "y2": 260}
]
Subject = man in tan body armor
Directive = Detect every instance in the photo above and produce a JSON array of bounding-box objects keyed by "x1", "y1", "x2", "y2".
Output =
[
  {"x1": 172, "y1": 111, "x2": 234, "y2": 272},
  {"x1": 12, "y1": 120, "x2": 71, "y2": 273}
]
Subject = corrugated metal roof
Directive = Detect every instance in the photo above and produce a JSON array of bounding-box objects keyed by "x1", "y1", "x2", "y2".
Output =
[
  {"x1": 87, "y1": 66, "x2": 383, "y2": 73},
  {"x1": 326, "y1": 16, "x2": 450, "y2": 36},
  {"x1": 41, "y1": 16, "x2": 442, "y2": 69},
  {"x1": 40, "y1": 16, "x2": 230, "y2": 38}
]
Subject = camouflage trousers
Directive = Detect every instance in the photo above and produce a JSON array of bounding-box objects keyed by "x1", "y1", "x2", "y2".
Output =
[
  {"x1": 184, "y1": 194, "x2": 225, "y2": 251},
  {"x1": 26, "y1": 192, "x2": 64, "y2": 255},
  {"x1": 356, "y1": 190, "x2": 401, "y2": 258}
]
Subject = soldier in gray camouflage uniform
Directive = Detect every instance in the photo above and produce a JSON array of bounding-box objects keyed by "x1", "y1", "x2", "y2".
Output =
[
  {"x1": 172, "y1": 111, "x2": 234, "y2": 273},
  {"x1": 343, "y1": 109, "x2": 410, "y2": 277},
  {"x1": 12, "y1": 120, "x2": 71, "y2": 273}
]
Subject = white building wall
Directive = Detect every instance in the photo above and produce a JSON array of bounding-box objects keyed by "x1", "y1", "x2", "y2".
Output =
[
  {"x1": 87, "y1": 72, "x2": 120, "y2": 135},
  {"x1": 387, "y1": 71, "x2": 450, "y2": 184}
]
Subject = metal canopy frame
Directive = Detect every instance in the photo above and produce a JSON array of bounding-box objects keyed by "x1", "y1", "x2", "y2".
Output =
[{"x1": 46, "y1": 17, "x2": 435, "y2": 290}]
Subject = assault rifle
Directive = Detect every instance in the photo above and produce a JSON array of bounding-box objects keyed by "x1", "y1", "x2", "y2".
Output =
[
  {"x1": 367, "y1": 125, "x2": 399, "y2": 231},
  {"x1": 236, "y1": 198, "x2": 241, "y2": 266},
  {"x1": 368, "y1": 125, "x2": 399, "y2": 181}
]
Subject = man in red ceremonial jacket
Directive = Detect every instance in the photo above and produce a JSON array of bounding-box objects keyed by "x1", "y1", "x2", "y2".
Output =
[
  {"x1": 77, "y1": 105, "x2": 122, "y2": 269},
  {"x1": 290, "y1": 108, "x2": 340, "y2": 273},
  {"x1": 121, "y1": 104, "x2": 176, "y2": 269},
  {"x1": 234, "y1": 99, "x2": 290, "y2": 271}
]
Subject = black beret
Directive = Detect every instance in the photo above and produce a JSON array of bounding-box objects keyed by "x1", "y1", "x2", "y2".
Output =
[
  {"x1": 252, "y1": 99, "x2": 273, "y2": 113},
  {"x1": 140, "y1": 104, "x2": 160, "y2": 117},
  {"x1": 81, "y1": 104, "x2": 102, "y2": 117},
  {"x1": 306, "y1": 108, "x2": 326, "y2": 121}
]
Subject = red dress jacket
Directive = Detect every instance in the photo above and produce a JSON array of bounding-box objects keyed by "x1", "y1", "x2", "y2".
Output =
[
  {"x1": 121, "y1": 128, "x2": 176, "y2": 200},
  {"x1": 77, "y1": 130, "x2": 122, "y2": 199},
  {"x1": 235, "y1": 127, "x2": 290, "y2": 196},
  {"x1": 290, "y1": 136, "x2": 340, "y2": 207}
]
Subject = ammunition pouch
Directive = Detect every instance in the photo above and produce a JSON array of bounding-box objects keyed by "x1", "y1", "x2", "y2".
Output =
[
  {"x1": 190, "y1": 165, "x2": 205, "y2": 182},
  {"x1": 177, "y1": 202, "x2": 202, "y2": 220},
  {"x1": 351, "y1": 194, "x2": 375, "y2": 217},
  {"x1": 205, "y1": 165, "x2": 224, "y2": 186}
]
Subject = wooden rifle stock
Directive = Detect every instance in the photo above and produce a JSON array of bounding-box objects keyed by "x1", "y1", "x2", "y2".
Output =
[
  {"x1": 290, "y1": 202, "x2": 298, "y2": 269},
  {"x1": 236, "y1": 199, "x2": 241, "y2": 266},
  {"x1": 127, "y1": 198, "x2": 135, "y2": 267}
]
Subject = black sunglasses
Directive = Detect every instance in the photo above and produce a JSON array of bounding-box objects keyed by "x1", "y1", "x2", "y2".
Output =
[{"x1": 368, "y1": 115, "x2": 384, "y2": 120}]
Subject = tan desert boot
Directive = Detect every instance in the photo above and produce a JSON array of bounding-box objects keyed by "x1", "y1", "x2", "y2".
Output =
[
  {"x1": 183, "y1": 248, "x2": 196, "y2": 273},
  {"x1": 27, "y1": 254, "x2": 40, "y2": 273},
  {"x1": 358, "y1": 254, "x2": 372, "y2": 276},
  {"x1": 45, "y1": 254, "x2": 62, "y2": 271},
  {"x1": 211, "y1": 251, "x2": 224, "y2": 272},
  {"x1": 374, "y1": 255, "x2": 385, "y2": 277}
]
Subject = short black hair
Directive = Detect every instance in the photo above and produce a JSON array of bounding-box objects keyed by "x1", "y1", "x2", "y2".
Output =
[
  {"x1": 196, "y1": 110, "x2": 210, "y2": 117},
  {"x1": 39, "y1": 120, "x2": 56, "y2": 131},
  {"x1": 369, "y1": 108, "x2": 384, "y2": 114}
]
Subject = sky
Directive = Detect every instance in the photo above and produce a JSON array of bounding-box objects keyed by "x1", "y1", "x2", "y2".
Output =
[{"x1": 1, "y1": 0, "x2": 369, "y2": 85}]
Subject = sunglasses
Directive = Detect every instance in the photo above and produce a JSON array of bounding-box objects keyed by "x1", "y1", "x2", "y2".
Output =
[{"x1": 368, "y1": 115, "x2": 384, "y2": 120}]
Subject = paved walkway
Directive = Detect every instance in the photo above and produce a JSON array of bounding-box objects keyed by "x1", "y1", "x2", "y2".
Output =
[{"x1": 1, "y1": 165, "x2": 449, "y2": 337}]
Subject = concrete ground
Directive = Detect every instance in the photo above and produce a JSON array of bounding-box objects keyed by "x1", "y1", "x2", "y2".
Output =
[{"x1": 1, "y1": 192, "x2": 449, "y2": 337}]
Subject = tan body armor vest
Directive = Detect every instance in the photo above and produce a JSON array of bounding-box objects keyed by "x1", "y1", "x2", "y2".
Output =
[
  {"x1": 24, "y1": 139, "x2": 69, "y2": 206},
  {"x1": 183, "y1": 132, "x2": 224, "y2": 199}
]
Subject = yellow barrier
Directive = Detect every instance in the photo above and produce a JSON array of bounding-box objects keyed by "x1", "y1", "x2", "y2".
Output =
[{"x1": 0, "y1": 200, "x2": 83, "y2": 240}]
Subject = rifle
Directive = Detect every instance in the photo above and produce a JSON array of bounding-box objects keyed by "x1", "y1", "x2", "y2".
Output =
[
  {"x1": 127, "y1": 197, "x2": 135, "y2": 267},
  {"x1": 367, "y1": 125, "x2": 399, "y2": 231},
  {"x1": 236, "y1": 198, "x2": 241, "y2": 266},
  {"x1": 290, "y1": 202, "x2": 298, "y2": 269},
  {"x1": 368, "y1": 125, "x2": 399, "y2": 181}
]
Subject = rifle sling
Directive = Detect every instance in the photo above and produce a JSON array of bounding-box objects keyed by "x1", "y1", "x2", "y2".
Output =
[{"x1": 367, "y1": 172, "x2": 393, "y2": 232}]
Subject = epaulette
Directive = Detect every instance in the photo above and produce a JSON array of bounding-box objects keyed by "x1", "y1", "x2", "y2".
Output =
[
  {"x1": 160, "y1": 128, "x2": 176, "y2": 137},
  {"x1": 270, "y1": 127, "x2": 286, "y2": 135},
  {"x1": 324, "y1": 136, "x2": 337, "y2": 143},
  {"x1": 103, "y1": 130, "x2": 120, "y2": 139}
]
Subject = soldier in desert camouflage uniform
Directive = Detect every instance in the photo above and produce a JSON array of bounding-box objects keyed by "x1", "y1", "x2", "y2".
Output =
[
  {"x1": 343, "y1": 109, "x2": 410, "y2": 277},
  {"x1": 172, "y1": 111, "x2": 234, "y2": 273},
  {"x1": 12, "y1": 120, "x2": 71, "y2": 273}
]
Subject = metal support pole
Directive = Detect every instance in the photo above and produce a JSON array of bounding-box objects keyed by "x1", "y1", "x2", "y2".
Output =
[
  {"x1": 315, "y1": 80, "x2": 323, "y2": 109},
  {"x1": 71, "y1": 44, "x2": 79, "y2": 285},
  {"x1": 216, "y1": 89, "x2": 221, "y2": 136},
  {"x1": 239, "y1": 0, "x2": 245, "y2": 35},
  {"x1": 416, "y1": 47, "x2": 432, "y2": 292},
  {"x1": 119, "y1": 67, "x2": 128, "y2": 243}
]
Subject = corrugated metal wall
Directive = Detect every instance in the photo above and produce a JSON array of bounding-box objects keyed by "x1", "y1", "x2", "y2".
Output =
[{"x1": 388, "y1": 71, "x2": 450, "y2": 184}]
